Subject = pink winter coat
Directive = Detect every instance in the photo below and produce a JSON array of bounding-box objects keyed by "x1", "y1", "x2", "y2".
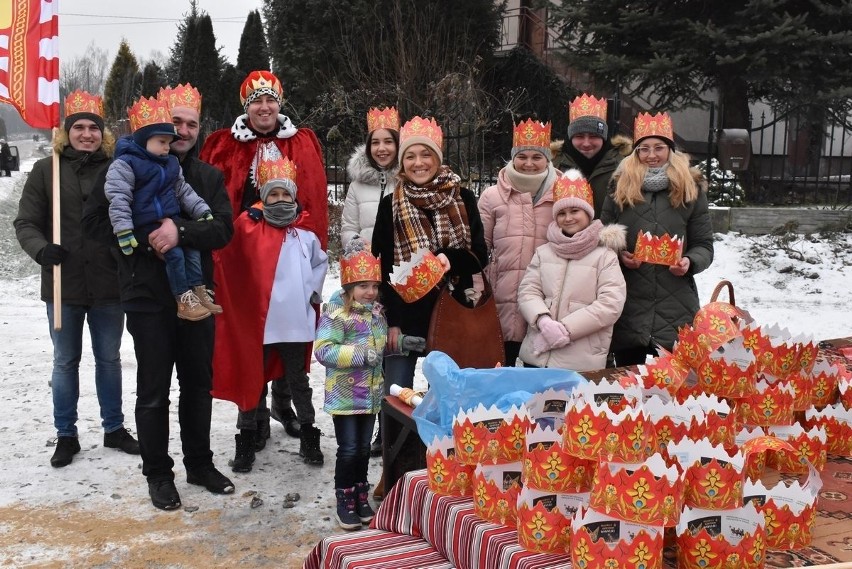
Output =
[
  {"x1": 478, "y1": 165, "x2": 558, "y2": 343},
  {"x1": 517, "y1": 224, "x2": 627, "y2": 371}
]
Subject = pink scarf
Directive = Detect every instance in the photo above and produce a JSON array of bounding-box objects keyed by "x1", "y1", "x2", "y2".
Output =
[{"x1": 546, "y1": 219, "x2": 603, "y2": 260}]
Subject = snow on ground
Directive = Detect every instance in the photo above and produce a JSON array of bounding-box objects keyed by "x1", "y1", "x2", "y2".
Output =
[{"x1": 0, "y1": 141, "x2": 849, "y2": 566}]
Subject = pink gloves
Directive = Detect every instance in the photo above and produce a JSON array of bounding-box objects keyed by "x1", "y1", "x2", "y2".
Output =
[{"x1": 533, "y1": 315, "x2": 571, "y2": 355}]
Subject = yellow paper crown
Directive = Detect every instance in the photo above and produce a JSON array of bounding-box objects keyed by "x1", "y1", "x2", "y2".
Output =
[
  {"x1": 127, "y1": 96, "x2": 173, "y2": 133},
  {"x1": 157, "y1": 83, "x2": 202, "y2": 113},
  {"x1": 512, "y1": 119, "x2": 552, "y2": 149},
  {"x1": 366, "y1": 106, "x2": 400, "y2": 133},
  {"x1": 569, "y1": 93, "x2": 607, "y2": 122},
  {"x1": 551, "y1": 175, "x2": 594, "y2": 209},
  {"x1": 340, "y1": 240, "x2": 381, "y2": 286},
  {"x1": 399, "y1": 116, "x2": 443, "y2": 151},
  {"x1": 634, "y1": 112, "x2": 674, "y2": 143},
  {"x1": 256, "y1": 155, "x2": 297, "y2": 189},
  {"x1": 65, "y1": 90, "x2": 103, "y2": 117}
]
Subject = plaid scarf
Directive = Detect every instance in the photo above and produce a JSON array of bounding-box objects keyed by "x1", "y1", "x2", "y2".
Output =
[{"x1": 392, "y1": 166, "x2": 471, "y2": 264}]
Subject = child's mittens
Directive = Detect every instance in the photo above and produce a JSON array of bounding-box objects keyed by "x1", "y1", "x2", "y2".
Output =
[
  {"x1": 534, "y1": 315, "x2": 569, "y2": 355},
  {"x1": 400, "y1": 335, "x2": 427, "y2": 353},
  {"x1": 116, "y1": 230, "x2": 138, "y2": 256},
  {"x1": 198, "y1": 211, "x2": 214, "y2": 221},
  {"x1": 365, "y1": 348, "x2": 381, "y2": 366}
]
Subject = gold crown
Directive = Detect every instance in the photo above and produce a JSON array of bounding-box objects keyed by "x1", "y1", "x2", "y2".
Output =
[
  {"x1": 569, "y1": 93, "x2": 607, "y2": 122},
  {"x1": 256, "y1": 155, "x2": 297, "y2": 189},
  {"x1": 127, "y1": 96, "x2": 173, "y2": 133},
  {"x1": 157, "y1": 83, "x2": 202, "y2": 113},
  {"x1": 634, "y1": 112, "x2": 674, "y2": 142},
  {"x1": 65, "y1": 90, "x2": 103, "y2": 117},
  {"x1": 552, "y1": 175, "x2": 594, "y2": 209},
  {"x1": 512, "y1": 119, "x2": 552, "y2": 149},
  {"x1": 400, "y1": 116, "x2": 443, "y2": 151},
  {"x1": 366, "y1": 106, "x2": 400, "y2": 132}
]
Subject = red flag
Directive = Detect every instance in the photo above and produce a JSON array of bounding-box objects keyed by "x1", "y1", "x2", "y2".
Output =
[{"x1": 0, "y1": 0, "x2": 59, "y2": 129}]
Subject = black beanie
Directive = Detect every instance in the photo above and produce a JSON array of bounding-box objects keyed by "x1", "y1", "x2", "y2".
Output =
[{"x1": 64, "y1": 112, "x2": 104, "y2": 133}]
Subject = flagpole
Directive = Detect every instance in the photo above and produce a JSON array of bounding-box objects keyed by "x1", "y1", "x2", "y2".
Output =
[{"x1": 52, "y1": 126, "x2": 62, "y2": 331}]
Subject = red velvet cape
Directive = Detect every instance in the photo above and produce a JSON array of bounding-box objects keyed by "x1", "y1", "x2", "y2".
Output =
[
  {"x1": 199, "y1": 126, "x2": 329, "y2": 249},
  {"x1": 211, "y1": 210, "x2": 317, "y2": 411}
]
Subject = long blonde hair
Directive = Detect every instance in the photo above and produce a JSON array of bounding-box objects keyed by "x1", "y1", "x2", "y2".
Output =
[{"x1": 612, "y1": 148, "x2": 698, "y2": 209}]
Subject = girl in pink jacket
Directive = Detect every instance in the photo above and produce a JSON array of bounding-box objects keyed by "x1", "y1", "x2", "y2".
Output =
[{"x1": 517, "y1": 171, "x2": 627, "y2": 371}]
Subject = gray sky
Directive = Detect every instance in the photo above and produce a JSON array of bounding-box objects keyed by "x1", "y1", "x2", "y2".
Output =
[{"x1": 59, "y1": 0, "x2": 265, "y2": 65}]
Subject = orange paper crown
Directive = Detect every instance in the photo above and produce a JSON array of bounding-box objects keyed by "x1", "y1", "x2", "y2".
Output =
[
  {"x1": 516, "y1": 496, "x2": 573, "y2": 555},
  {"x1": 638, "y1": 349, "x2": 691, "y2": 394},
  {"x1": 552, "y1": 174, "x2": 594, "y2": 210},
  {"x1": 513, "y1": 119, "x2": 552, "y2": 149},
  {"x1": 157, "y1": 83, "x2": 202, "y2": 113},
  {"x1": 634, "y1": 112, "x2": 674, "y2": 143},
  {"x1": 572, "y1": 508, "x2": 665, "y2": 569},
  {"x1": 426, "y1": 435, "x2": 475, "y2": 497},
  {"x1": 569, "y1": 94, "x2": 608, "y2": 122},
  {"x1": 736, "y1": 380, "x2": 795, "y2": 427},
  {"x1": 472, "y1": 463, "x2": 522, "y2": 526},
  {"x1": 767, "y1": 425, "x2": 827, "y2": 473},
  {"x1": 340, "y1": 240, "x2": 381, "y2": 286},
  {"x1": 633, "y1": 230, "x2": 683, "y2": 266},
  {"x1": 676, "y1": 503, "x2": 766, "y2": 569},
  {"x1": 453, "y1": 404, "x2": 532, "y2": 465},
  {"x1": 743, "y1": 466, "x2": 821, "y2": 550},
  {"x1": 127, "y1": 96, "x2": 173, "y2": 133},
  {"x1": 388, "y1": 249, "x2": 445, "y2": 303},
  {"x1": 667, "y1": 439, "x2": 745, "y2": 511},
  {"x1": 366, "y1": 106, "x2": 400, "y2": 132},
  {"x1": 64, "y1": 90, "x2": 103, "y2": 117},
  {"x1": 809, "y1": 358, "x2": 842, "y2": 407},
  {"x1": 399, "y1": 116, "x2": 443, "y2": 151},
  {"x1": 523, "y1": 425, "x2": 594, "y2": 493},
  {"x1": 564, "y1": 401, "x2": 656, "y2": 463},
  {"x1": 804, "y1": 404, "x2": 852, "y2": 456},
  {"x1": 256, "y1": 155, "x2": 297, "y2": 190}
]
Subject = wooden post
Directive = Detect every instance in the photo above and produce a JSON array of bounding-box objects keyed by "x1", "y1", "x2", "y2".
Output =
[{"x1": 51, "y1": 127, "x2": 61, "y2": 331}]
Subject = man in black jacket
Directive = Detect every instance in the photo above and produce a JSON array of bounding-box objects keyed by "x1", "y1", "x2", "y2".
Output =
[{"x1": 84, "y1": 84, "x2": 235, "y2": 510}]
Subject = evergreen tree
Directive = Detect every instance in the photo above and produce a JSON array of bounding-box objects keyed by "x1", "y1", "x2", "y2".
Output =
[
  {"x1": 165, "y1": 0, "x2": 200, "y2": 85},
  {"x1": 140, "y1": 62, "x2": 167, "y2": 98},
  {"x1": 104, "y1": 40, "x2": 141, "y2": 124},
  {"x1": 545, "y1": 0, "x2": 852, "y2": 128},
  {"x1": 236, "y1": 10, "x2": 270, "y2": 75},
  {"x1": 190, "y1": 15, "x2": 225, "y2": 122},
  {"x1": 216, "y1": 64, "x2": 244, "y2": 128}
]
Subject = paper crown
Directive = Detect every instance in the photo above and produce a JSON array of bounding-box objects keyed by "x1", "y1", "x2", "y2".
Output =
[
  {"x1": 634, "y1": 112, "x2": 674, "y2": 144},
  {"x1": 472, "y1": 462, "x2": 523, "y2": 526},
  {"x1": 666, "y1": 438, "x2": 745, "y2": 511},
  {"x1": 637, "y1": 349, "x2": 691, "y2": 394},
  {"x1": 426, "y1": 435, "x2": 475, "y2": 497},
  {"x1": 589, "y1": 454, "x2": 684, "y2": 526},
  {"x1": 127, "y1": 96, "x2": 173, "y2": 133},
  {"x1": 804, "y1": 403, "x2": 852, "y2": 456},
  {"x1": 399, "y1": 116, "x2": 443, "y2": 152},
  {"x1": 240, "y1": 70, "x2": 283, "y2": 107},
  {"x1": 563, "y1": 399, "x2": 656, "y2": 463},
  {"x1": 516, "y1": 487, "x2": 577, "y2": 555},
  {"x1": 366, "y1": 106, "x2": 400, "y2": 133},
  {"x1": 388, "y1": 249, "x2": 445, "y2": 303},
  {"x1": 676, "y1": 502, "x2": 766, "y2": 569},
  {"x1": 569, "y1": 93, "x2": 607, "y2": 122},
  {"x1": 552, "y1": 174, "x2": 594, "y2": 210},
  {"x1": 633, "y1": 230, "x2": 683, "y2": 266},
  {"x1": 690, "y1": 337, "x2": 758, "y2": 400},
  {"x1": 256, "y1": 154, "x2": 297, "y2": 190},
  {"x1": 452, "y1": 403, "x2": 532, "y2": 465},
  {"x1": 513, "y1": 119, "x2": 552, "y2": 149},
  {"x1": 523, "y1": 424, "x2": 594, "y2": 493},
  {"x1": 736, "y1": 380, "x2": 795, "y2": 427},
  {"x1": 157, "y1": 83, "x2": 202, "y2": 113},
  {"x1": 65, "y1": 90, "x2": 103, "y2": 117},
  {"x1": 572, "y1": 507, "x2": 664, "y2": 569},
  {"x1": 340, "y1": 239, "x2": 381, "y2": 286},
  {"x1": 767, "y1": 424, "x2": 827, "y2": 473},
  {"x1": 808, "y1": 357, "x2": 842, "y2": 407}
]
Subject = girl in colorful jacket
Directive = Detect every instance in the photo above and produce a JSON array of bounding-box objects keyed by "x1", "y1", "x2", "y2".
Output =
[{"x1": 314, "y1": 238, "x2": 387, "y2": 531}]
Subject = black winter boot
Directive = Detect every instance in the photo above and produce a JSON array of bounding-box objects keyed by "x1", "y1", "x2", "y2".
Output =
[
  {"x1": 272, "y1": 406, "x2": 301, "y2": 438},
  {"x1": 299, "y1": 424, "x2": 324, "y2": 466},
  {"x1": 231, "y1": 430, "x2": 256, "y2": 473},
  {"x1": 335, "y1": 487, "x2": 362, "y2": 530},
  {"x1": 354, "y1": 481, "x2": 375, "y2": 523},
  {"x1": 50, "y1": 436, "x2": 81, "y2": 468},
  {"x1": 255, "y1": 419, "x2": 270, "y2": 451}
]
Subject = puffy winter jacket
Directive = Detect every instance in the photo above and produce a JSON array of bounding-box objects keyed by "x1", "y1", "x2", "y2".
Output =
[
  {"x1": 518, "y1": 224, "x2": 627, "y2": 371},
  {"x1": 315, "y1": 289, "x2": 388, "y2": 415},
  {"x1": 600, "y1": 169, "x2": 714, "y2": 352},
  {"x1": 477, "y1": 164, "x2": 558, "y2": 342},
  {"x1": 341, "y1": 144, "x2": 399, "y2": 245}
]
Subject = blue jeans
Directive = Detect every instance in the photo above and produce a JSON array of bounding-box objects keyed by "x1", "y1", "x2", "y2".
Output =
[
  {"x1": 332, "y1": 414, "x2": 376, "y2": 488},
  {"x1": 163, "y1": 246, "x2": 203, "y2": 297},
  {"x1": 382, "y1": 352, "x2": 419, "y2": 394},
  {"x1": 46, "y1": 302, "x2": 125, "y2": 437}
]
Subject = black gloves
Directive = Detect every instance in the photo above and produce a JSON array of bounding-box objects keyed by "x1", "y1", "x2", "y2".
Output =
[{"x1": 37, "y1": 244, "x2": 69, "y2": 266}]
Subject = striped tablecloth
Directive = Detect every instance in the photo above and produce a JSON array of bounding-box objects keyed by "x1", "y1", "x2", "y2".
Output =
[{"x1": 305, "y1": 470, "x2": 572, "y2": 569}]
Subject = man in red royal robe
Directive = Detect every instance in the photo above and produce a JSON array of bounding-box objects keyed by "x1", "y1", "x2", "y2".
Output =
[{"x1": 200, "y1": 70, "x2": 328, "y2": 465}]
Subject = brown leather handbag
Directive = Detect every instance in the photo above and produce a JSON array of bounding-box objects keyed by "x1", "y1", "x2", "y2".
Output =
[{"x1": 426, "y1": 266, "x2": 505, "y2": 369}]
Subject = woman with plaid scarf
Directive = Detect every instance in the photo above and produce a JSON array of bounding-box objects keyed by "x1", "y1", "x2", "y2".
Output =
[{"x1": 371, "y1": 116, "x2": 488, "y2": 396}]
